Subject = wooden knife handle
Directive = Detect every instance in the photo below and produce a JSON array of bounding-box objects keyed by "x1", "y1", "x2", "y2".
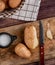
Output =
[{"x1": 40, "y1": 44, "x2": 44, "y2": 65}]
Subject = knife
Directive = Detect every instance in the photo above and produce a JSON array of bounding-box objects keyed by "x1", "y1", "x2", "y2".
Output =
[{"x1": 39, "y1": 21, "x2": 44, "y2": 65}]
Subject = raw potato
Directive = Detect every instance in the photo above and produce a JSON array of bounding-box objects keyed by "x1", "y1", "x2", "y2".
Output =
[
  {"x1": 15, "y1": 43, "x2": 31, "y2": 58},
  {"x1": 9, "y1": 0, "x2": 21, "y2": 8},
  {"x1": 24, "y1": 26, "x2": 39, "y2": 49},
  {"x1": 3, "y1": 0, "x2": 9, "y2": 9},
  {"x1": 0, "y1": 1, "x2": 5, "y2": 12},
  {"x1": 3, "y1": 0, "x2": 8, "y2": 3},
  {"x1": 47, "y1": 29, "x2": 53, "y2": 40}
]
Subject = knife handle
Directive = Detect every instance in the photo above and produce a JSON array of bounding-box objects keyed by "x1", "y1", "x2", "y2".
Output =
[{"x1": 40, "y1": 45, "x2": 44, "y2": 65}]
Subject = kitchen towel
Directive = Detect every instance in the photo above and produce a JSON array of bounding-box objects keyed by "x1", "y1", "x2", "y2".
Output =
[{"x1": 0, "y1": 0, "x2": 41, "y2": 21}]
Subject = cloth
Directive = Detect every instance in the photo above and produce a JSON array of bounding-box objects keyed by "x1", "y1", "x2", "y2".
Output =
[{"x1": 0, "y1": 0, "x2": 41, "y2": 21}]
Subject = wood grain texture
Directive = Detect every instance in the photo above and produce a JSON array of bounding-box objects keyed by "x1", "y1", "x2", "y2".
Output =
[
  {"x1": 0, "y1": 18, "x2": 32, "y2": 28},
  {"x1": 38, "y1": 0, "x2": 55, "y2": 20},
  {"x1": 0, "y1": 0, "x2": 55, "y2": 65},
  {"x1": 24, "y1": 58, "x2": 55, "y2": 65},
  {"x1": 0, "y1": 17, "x2": 55, "y2": 65}
]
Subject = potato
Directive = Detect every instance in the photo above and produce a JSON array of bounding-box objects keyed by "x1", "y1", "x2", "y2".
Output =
[
  {"x1": 3, "y1": 0, "x2": 8, "y2": 3},
  {"x1": 24, "y1": 26, "x2": 39, "y2": 49},
  {"x1": 0, "y1": 1, "x2": 5, "y2": 12},
  {"x1": 15, "y1": 43, "x2": 31, "y2": 58},
  {"x1": 3, "y1": 0, "x2": 9, "y2": 9},
  {"x1": 9, "y1": 0, "x2": 21, "y2": 8}
]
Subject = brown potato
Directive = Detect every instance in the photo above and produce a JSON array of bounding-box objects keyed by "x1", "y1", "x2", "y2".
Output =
[
  {"x1": 0, "y1": 1, "x2": 5, "y2": 12},
  {"x1": 3, "y1": 0, "x2": 9, "y2": 9},
  {"x1": 3, "y1": 0, "x2": 8, "y2": 3},
  {"x1": 24, "y1": 26, "x2": 39, "y2": 49},
  {"x1": 9, "y1": 0, "x2": 21, "y2": 8},
  {"x1": 15, "y1": 43, "x2": 31, "y2": 58}
]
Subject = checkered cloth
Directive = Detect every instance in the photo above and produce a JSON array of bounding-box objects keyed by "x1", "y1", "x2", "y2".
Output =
[{"x1": 0, "y1": 0, "x2": 41, "y2": 21}]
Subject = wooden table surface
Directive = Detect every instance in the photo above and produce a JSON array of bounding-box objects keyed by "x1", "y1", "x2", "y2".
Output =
[
  {"x1": 38, "y1": 0, "x2": 55, "y2": 20},
  {"x1": 0, "y1": 0, "x2": 55, "y2": 65}
]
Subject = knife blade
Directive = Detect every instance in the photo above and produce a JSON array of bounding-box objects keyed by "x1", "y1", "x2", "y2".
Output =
[{"x1": 39, "y1": 21, "x2": 44, "y2": 65}]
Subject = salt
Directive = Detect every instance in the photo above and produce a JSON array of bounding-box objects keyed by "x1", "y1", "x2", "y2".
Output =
[{"x1": 0, "y1": 34, "x2": 11, "y2": 47}]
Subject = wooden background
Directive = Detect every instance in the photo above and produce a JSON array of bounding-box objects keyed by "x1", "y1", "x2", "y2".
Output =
[
  {"x1": 38, "y1": 0, "x2": 55, "y2": 20},
  {"x1": 0, "y1": 0, "x2": 55, "y2": 65}
]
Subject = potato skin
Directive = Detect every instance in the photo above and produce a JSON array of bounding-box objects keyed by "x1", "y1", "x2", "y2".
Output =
[
  {"x1": 3, "y1": 0, "x2": 8, "y2": 3},
  {"x1": 0, "y1": 1, "x2": 5, "y2": 12},
  {"x1": 24, "y1": 26, "x2": 39, "y2": 49},
  {"x1": 9, "y1": 0, "x2": 21, "y2": 8},
  {"x1": 3, "y1": 0, "x2": 9, "y2": 9},
  {"x1": 15, "y1": 43, "x2": 31, "y2": 58}
]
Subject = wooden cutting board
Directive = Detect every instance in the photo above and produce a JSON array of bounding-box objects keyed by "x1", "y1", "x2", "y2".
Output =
[{"x1": 0, "y1": 17, "x2": 55, "y2": 65}]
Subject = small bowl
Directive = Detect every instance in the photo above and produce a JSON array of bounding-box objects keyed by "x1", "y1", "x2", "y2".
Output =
[{"x1": 0, "y1": 32, "x2": 17, "y2": 48}]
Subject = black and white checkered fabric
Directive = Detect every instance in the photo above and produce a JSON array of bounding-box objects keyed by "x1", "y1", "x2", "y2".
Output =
[{"x1": 0, "y1": 0, "x2": 41, "y2": 21}]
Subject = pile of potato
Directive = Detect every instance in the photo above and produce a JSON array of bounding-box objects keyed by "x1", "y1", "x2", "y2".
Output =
[
  {"x1": 15, "y1": 26, "x2": 39, "y2": 58},
  {"x1": 0, "y1": 0, "x2": 21, "y2": 12}
]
